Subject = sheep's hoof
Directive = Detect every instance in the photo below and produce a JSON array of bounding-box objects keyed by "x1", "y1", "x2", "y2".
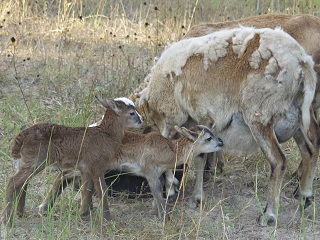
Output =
[
  {"x1": 257, "y1": 213, "x2": 275, "y2": 227},
  {"x1": 293, "y1": 188, "x2": 313, "y2": 209}
]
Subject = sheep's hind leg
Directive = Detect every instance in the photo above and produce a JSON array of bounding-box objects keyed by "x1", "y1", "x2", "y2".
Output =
[
  {"x1": 292, "y1": 112, "x2": 319, "y2": 213},
  {"x1": 248, "y1": 122, "x2": 286, "y2": 227}
]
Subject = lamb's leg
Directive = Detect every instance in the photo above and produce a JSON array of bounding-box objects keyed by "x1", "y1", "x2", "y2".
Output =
[
  {"x1": 292, "y1": 112, "x2": 319, "y2": 209},
  {"x1": 92, "y1": 174, "x2": 111, "y2": 221},
  {"x1": 146, "y1": 174, "x2": 167, "y2": 220},
  {"x1": 38, "y1": 170, "x2": 77, "y2": 215},
  {"x1": 3, "y1": 164, "x2": 43, "y2": 226},
  {"x1": 248, "y1": 122, "x2": 286, "y2": 227},
  {"x1": 188, "y1": 154, "x2": 206, "y2": 208},
  {"x1": 206, "y1": 152, "x2": 225, "y2": 173},
  {"x1": 79, "y1": 172, "x2": 94, "y2": 217},
  {"x1": 16, "y1": 183, "x2": 28, "y2": 217},
  {"x1": 164, "y1": 170, "x2": 180, "y2": 200}
]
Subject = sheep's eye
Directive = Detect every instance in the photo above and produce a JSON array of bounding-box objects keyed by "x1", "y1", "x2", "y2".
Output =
[
  {"x1": 130, "y1": 112, "x2": 135, "y2": 115},
  {"x1": 206, "y1": 137, "x2": 212, "y2": 142}
]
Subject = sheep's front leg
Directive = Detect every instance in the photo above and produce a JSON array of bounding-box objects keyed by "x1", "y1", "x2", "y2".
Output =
[
  {"x1": 146, "y1": 174, "x2": 167, "y2": 220},
  {"x1": 292, "y1": 111, "x2": 319, "y2": 210},
  {"x1": 79, "y1": 172, "x2": 94, "y2": 217},
  {"x1": 248, "y1": 122, "x2": 286, "y2": 226},
  {"x1": 92, "y1": 174, "x2": 111, "y2": 221}
]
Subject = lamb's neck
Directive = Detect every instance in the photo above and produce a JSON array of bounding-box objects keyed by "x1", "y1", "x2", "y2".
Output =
[
  {"x1": 99, "y1": 108, "x2": 125, "y2": 140},
  {"x1": 174, "y1": 137, "x2": 195, "y2": 166}
]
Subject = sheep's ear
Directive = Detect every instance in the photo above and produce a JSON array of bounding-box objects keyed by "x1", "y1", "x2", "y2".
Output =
[
  {"x1": 95, "y1": 96, "x2": 117, "y2": 110},
  {"x1": 174, "y1": 125, "x2": 198, "y2": 140}
]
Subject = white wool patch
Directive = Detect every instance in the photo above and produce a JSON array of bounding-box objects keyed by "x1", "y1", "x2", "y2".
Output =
[
  {"x1": 114, "y1": 97, "x2": 135, "y2": 106},
  {"x1": 248, "y1": 50, "x2": 261, "y2": 69},
  {"x1": 265, "y1": 57, "x2": 279, "y2": 75},
  {"x1": 232, "y1": 29, "x2": 255, "y2": 57},
  {"x1": 151, "y1": 28, "x2": 234, "y2": 77},
  {"x1": 151, "y1": 26, "x2": 309, "y2": 84}
]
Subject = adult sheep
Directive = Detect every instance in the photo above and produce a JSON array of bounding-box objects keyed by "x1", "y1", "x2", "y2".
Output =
[
  {"x1": 139, "y1": 27, "x2": 317, "y2": 226},
  {"x1": 148, "y1": 14, "x2": 320, "y2": 211},
  {"x1": 181, "y1": 13, "x2": 320, "y2": 195}
]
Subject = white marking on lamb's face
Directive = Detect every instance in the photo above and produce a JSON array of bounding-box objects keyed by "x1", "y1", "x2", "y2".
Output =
[
  {"x1": 115, "y1": 97, "x2": 143, "y2": 123},
  {"x1": 114, "y1": 97, "x2": 135, "y2": 107}
]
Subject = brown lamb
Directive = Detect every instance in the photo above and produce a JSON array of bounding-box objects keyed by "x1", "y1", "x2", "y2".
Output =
[
  {"x1": 2, "y1": 97, "x2": 142, "y2": 227},
  {"x1": 38, "y1": 125, "x2": 223, "y2": 221}
]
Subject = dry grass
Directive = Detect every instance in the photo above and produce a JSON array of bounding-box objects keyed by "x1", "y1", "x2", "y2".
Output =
[{"x1": 1, "y1": 0, "x2": 320, "y2": 239}]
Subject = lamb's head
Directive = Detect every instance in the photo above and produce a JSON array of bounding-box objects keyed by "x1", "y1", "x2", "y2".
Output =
[
  {"x1": 174, "y1": 125, "x2": 223, "y2": 154},
  {"x1": 96, "y1": 96, "x2": 143, "y2": 128}
]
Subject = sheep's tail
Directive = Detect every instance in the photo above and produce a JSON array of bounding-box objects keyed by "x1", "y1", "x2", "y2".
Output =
[
  {"x1": 301, "y1": 60, "x2": 316, "y2": 136},
  {"x1": 11, "y1": 132, "x2": 25, "y2": 159}
]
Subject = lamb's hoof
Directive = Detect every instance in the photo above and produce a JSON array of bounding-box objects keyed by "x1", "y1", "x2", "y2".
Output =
[
  {"x1": 188, "y1": 196, "x2": 203, "y2": 209},
  {"x1": 164, "y1": 213, "x2": 171, "y2": 223},
  {"x1": 1, "y1": 216, "x2": 10, "y2": 227},
  {"x1": 38, "y1": 204, "x2": 48, "y2": 216},
  {"x1": 16, "y1": 211, "x2": 24, "y2": 218},
  {"x1": 167, "y1": 193, "x2": 178, "y2": 203},
  {"x1": 160, "y1": 211, "x2": 172, "y2": 223},
  {"x1": 187, "y1": 198, "x2": 197, "y2": 209},
  {"x1": 257, "y1": 213, "x2": 275, "y2": 227},
  {"x1": 103, "y1": 214, "x2": 112, "y2": 221},
  {"x1": 79, "y1": 209, "x2": 90, "y2": 219}
]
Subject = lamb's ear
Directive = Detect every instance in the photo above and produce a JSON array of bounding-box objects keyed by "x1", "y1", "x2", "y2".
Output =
[
  {"x1": 195, "y1": 125, "x2": 211, "y2": 136},
  {"x1": 174, "y1": 125, "x2": 198, "y2": 140},
  {"x1": 95, "y1": 96, "x2": 117, "y2": 110}
]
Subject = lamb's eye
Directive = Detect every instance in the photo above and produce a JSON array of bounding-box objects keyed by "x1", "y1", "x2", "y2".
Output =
[
  {"x1": 130, "y1": 112, "x2": 135, "y2": 115},
  {"x1": 206, "y1": 137, "x2": 212, "y2": 142}
]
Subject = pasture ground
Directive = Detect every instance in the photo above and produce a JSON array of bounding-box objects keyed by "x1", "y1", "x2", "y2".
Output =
[{"x1": 1, "y1": 1, "x2": 320, "y2": 239}]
